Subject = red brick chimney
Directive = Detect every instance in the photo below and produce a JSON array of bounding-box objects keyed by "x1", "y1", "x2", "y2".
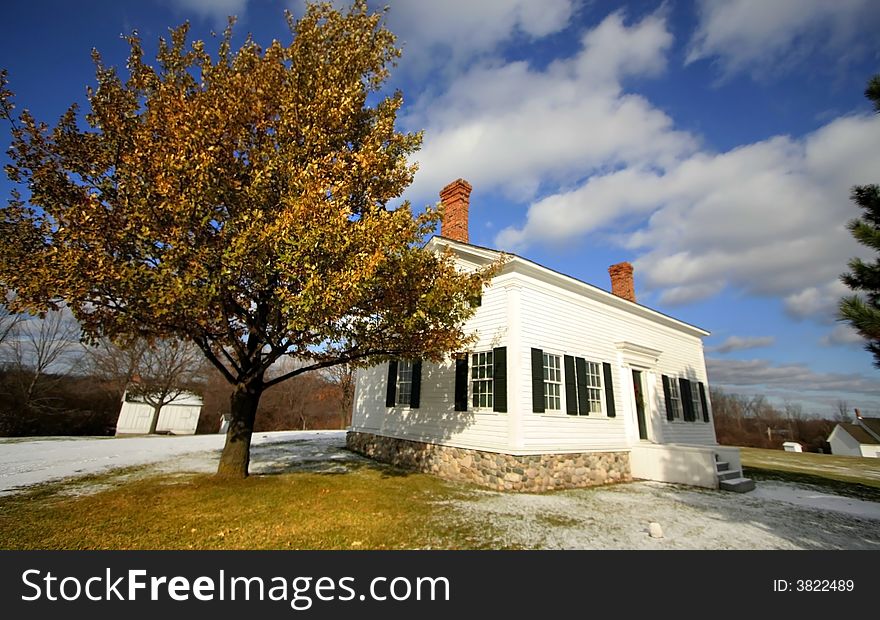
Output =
[
  {"x1": 608, "y1": 262, "x2": 636, "y2": 303},
  {"x1": 439, "y1": 178, "x2": 471, "y2": 243}
]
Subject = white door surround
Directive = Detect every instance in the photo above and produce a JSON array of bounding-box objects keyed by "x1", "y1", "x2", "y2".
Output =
[{"x1": 616, "y1": 342, "x2": 662, "y2": 446}]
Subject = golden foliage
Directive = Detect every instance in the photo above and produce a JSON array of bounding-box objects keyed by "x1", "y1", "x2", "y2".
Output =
[{"x1": 0, "y1": 1, "x2": 498, "y2": 391}]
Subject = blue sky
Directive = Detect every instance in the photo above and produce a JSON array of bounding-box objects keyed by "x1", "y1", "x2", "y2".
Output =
[{"x1": 2, "y1": 0, "x2": 880, "y2": 415}]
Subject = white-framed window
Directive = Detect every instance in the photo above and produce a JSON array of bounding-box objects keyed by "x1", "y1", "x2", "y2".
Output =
[
  {"x1": 471, "y1": 351, "x2": 494, "y2": 409},
  {"x1": 584, "y1": 360, "x2": 604, "y2": 414},
  {"x1": 396, "y1": 360, "x2": 413, "y2": 406},
  {"x1": 543, "y1": 353, "x2": 562, "y2": 411},
  {"x1": 690, "y1": 382, "x2": 703, "y2": 421},
  {"x1": 668, "y1": 378, "x2": 683, "y2": 420}
]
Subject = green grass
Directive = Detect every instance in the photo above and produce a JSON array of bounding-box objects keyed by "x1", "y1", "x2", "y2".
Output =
[
  {"x1": 739, "y1": 446, "x2": 880, "y2": 502},
  {"x1": 0, "y1": 463, "x2": 495, "y2": 550}
]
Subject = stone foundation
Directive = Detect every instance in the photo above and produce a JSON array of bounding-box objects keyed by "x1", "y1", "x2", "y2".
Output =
[{"x1": 346, "y1": 431, "x2": 631, "y2": 492}]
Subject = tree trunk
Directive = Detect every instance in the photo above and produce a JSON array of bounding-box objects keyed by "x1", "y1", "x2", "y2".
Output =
[
  {"x1": 217, "y1": 381, "x2": 263, "y2": 478},
  {"x1": 148, "y1": 403, "x2": 162, "y2": 434}
]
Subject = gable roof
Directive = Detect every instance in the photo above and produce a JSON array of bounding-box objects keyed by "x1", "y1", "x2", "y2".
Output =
[
  {"x1": 838, "y1": 422, "x2": 880, "y2": 445},
  {"x1": 427, "y1": 235, "x2": 709, "y2": 338},
  {"x1": 859, "y1": 416, "x2": 880, "y2": 441}
]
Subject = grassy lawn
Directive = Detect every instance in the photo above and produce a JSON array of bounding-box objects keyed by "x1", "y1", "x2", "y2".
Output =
[
  {"x1": 740, "y1": 446, "x2": 880, "y2": 502},
  {"x1": 0, "y1": 463, "x2": 493, "y2": 550}
]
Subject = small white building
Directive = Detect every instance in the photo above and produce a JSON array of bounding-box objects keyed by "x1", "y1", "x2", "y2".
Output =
[
  {"x1": 782, "y1": 441, "x2": 803, "y2": 453},
  {"x1": 348, "y1": 179, "x2": 752, "y2": 493},
  {"x1": 828, "y1": 415, "x2": 880, "y2": 458},
  {"x1": 115, "y1": 391, "x2": 203, "y2": 436}
]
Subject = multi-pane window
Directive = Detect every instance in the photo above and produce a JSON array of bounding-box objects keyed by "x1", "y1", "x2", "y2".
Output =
[
  {"x1": 668, "y1": 378, "x2": 683, "y2": 420},
  {"x1": 584, "y1": 361, "x2": 604, "y2": 414},
  {"x1": 471, "y1": 351, "x2": 494, "y2": 409},
  {"x1": 690, "y1": 382, "x2": 703, "y2": 420},
  {"x1": 396, "y1": 360, "x2": 413, "y2": 406},
  {"x1": 543, "y1": 353, "x2": 562, "y2": 410}
]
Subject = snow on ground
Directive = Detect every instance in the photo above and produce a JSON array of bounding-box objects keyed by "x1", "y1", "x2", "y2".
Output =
[
  {"x1": 0, "y1": 430, "x2": 352, "y2": 495},
  {"x1": 1, "y1": 432, "x2": 878, "y2": 549},
  {"x1": 443, "y1": 482, "x2": 880, "y2": 550}
]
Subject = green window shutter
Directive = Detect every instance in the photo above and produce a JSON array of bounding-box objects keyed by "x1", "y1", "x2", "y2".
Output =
[
  {"x1": 385, "y1": 361, "x2": 398, "y2": 407},
  {"x1": 493, "y1": 347, "x2": 507, "y2": 413},
  {"x1": 679, "y1": 377, "x2": 694, "y2": 421},
  {"x1": 662, "y1": 375, "x2": 674, "y2": 421},
  {"x1": 603, "y1": 362, "x2": 616, "y2": 418},
  {"x1": 410, "y1": 360, "x2": 422, "y2": 409},
  {"x1": 699, "y1": 382, "x2": 710, "y2": 422},
  {"x1": 454, "y1": 354, "x2": 468, "y2": 412},
  {"x1": 531, "y1": 348, "x2": 545, "y2": 413},
  {"x1": 575, "y1": 357, "x2": 589, "y2": 415},
  {"x1": 564, "y1": 355, "x2": 578, "y2": 415}
]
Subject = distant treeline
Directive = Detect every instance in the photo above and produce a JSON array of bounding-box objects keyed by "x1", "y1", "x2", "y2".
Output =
[
  {"x1": 710, "y1": 388, "x2": 845, "y2": 452},
  {"x1": 0, "y1": 308, "x2": 353, "y2": 437},
  {"x1": 0, "y1": 365, "x2": 352, "y2": 438}
]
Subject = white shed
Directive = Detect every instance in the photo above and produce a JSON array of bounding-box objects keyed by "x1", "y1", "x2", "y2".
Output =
[
  {"x1": 115, "y1": 391, "x2": 203, "y2": 436},
  {"x1": 782, "y1": 441, "x2": 803, "y2": 452}
]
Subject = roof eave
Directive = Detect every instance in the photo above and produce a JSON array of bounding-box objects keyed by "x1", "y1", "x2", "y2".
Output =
[{"x1": 427, "y1": 235, "x2": 711, "y2": 338}]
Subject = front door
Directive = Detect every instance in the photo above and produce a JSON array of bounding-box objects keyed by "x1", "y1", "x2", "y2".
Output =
[{"x1": 632, "y1": 369, "x2": 648, "y2": 440}]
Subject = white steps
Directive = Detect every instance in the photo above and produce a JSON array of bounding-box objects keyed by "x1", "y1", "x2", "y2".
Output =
[{"x1": 714, "y1": 457, "x2": 755, "y2": 493}]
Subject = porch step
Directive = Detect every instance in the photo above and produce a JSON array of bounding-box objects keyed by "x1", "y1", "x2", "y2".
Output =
[
  {"x1": 717, "y1": 469, "x2": 742, "y2": 481},
  {"x1": 715, "y1": 460, "x2": 730, "y2": 472},
  {"x1": 719, "y1": 477, "x2": 756, "y2": 493}
]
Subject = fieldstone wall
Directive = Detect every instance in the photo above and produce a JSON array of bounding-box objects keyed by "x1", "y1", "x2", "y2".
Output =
[{"x1": 346, "y1": 431, "x2": 631, "y2": 492}]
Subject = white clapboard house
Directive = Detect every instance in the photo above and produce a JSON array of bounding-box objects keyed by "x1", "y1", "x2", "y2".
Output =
[
  {"x1": 348, "y1": 179, "x2": 753, "y2": 492},
  {"x1": 828, "y1": 411, "x2": 880, "y2": 458}
]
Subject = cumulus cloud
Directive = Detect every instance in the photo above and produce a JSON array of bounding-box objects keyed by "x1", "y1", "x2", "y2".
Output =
[
  {"x1": 707, "y1": 357, "x2": 880, "y2": 396},
  {"x1": 784, "y1": 280, "x2": 850, "y2": 322},
  {"x1": 402, "y1": 6, "x2": 880, "y2": 319},
  {"x1": 707, "y1": 336, "x2": 775, "y2": 354},
  {"x1": 386, "y1": 0, "x2": 576, "y2": 75},
  {"x1": 497, "y1": 113, "x2": 880, "y2": 308},
  {"x1": 686, "y1": 0, "x2": 880, "y2": 78},
  {"x1": 406, "y1": 9, "x2": 695, "y2": 205},
  {"x1": 821, "y1": 324, "x2": 865, "y2": 347},
  {"x1": 289, "y1": 0, "x2": 577, "y2": 78}
]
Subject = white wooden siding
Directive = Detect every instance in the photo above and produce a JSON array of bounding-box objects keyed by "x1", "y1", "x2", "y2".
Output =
[
  {"x1": 515, "y1": 276, "x2": 714, "y2": 452},
  {"x1": 115, "y1": 402, "x2": 201, "y2": 435},
  {"x1": 828, "y1": 425, "x2": 879, "y2": 457},
  {"x1": 352, "y1": 241, "x2": 717, "y2": 453},
  {"x1": 828, "y1": 426, "x2": 861, "y2": 456},
  {"x1": 350, "y1": 280, "x2": 510, "y2": 451}
]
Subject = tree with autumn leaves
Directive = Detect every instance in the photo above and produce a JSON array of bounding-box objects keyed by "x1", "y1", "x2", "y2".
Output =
[{"x1": 0, "y1": 2, "x2": 496, "y2": 476}]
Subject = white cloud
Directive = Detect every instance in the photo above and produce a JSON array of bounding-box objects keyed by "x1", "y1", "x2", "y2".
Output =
[
  {"x1": 707, "y1": 357, "x2": 880, "y2": 397},
  {"x1": 784, "y1": 280, "x2": 849, "y2": 323},
  {"x1": 386, "y1": 0, "x2": 576, "y2": 76},
  {"x1": 708, "y1": 336, "x2": 775, "y2": 354},
  {"x1": 407, "y1": 10, "x2": 695, "y2": 206},
  {"x1": 166, "y1": 0, "x2": 247, "y2": 22},
  {"x1": 498, "y1": 113, "x2": 880, "y2": 309},
  {"x1": 821, "y1": 324, "x2": 865, "y2": 347},
  {"x1": 287, "y1": 0, "x2": 577, "y2": 78},
  {"x1": 403, "y1": 6, "x2": 879, "y2": 318},
  {"x1": 686, "y1": 0, "x2": 880, "y2": 78}
]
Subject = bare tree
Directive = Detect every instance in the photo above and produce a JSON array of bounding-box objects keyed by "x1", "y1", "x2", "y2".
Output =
[
  {"x1": 783, "y1": 400, "x2": 806, "y2": 441},
  {"x1": 84, "y1": 337, "x2": 149, "y2": 406},
  {"x1": 0, "y1": 302, "x2": 21, "y2": 351},
  {"x1": 125, "y1": 339, "x2": 204, "y2": 434},
  {"x1": 834, "y1": 399, "x2": 853, "y2": 423},
  {"x1": 5, "y1": 309, "x2": 80, "y2": 412},
  {"x1": 325, "y1": 363, "x2": 355, "y2": 428}
]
